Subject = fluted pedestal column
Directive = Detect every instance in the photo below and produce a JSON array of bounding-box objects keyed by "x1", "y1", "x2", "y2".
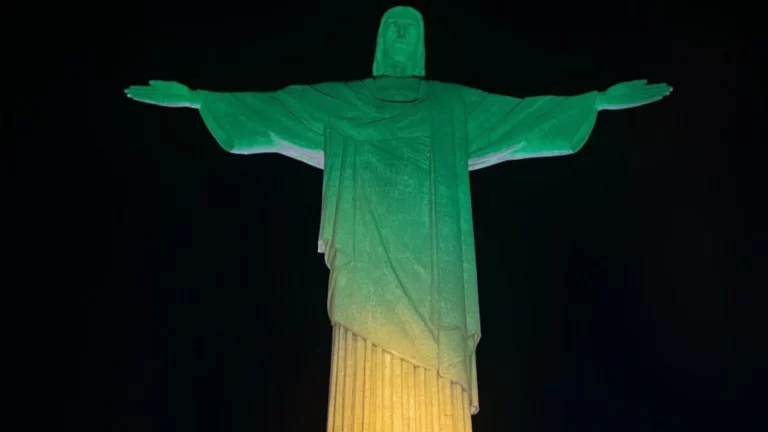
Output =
[{"x1": 327, "y1": 324, "x2": 473, "y2": 432}]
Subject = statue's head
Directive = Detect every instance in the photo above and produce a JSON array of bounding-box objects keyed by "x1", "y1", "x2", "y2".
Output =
[{"x1": 373, "y1": 6, "x2": 425, "y2": 77}]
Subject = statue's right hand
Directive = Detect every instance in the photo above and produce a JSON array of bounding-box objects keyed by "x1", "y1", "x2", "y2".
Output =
[{"x1": 124, "y1": 80, "x2": 201, "y2": 108}]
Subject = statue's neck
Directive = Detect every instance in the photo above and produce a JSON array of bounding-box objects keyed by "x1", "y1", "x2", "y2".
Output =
[{"x1": 385, "y1": 62, "x2": 414, "y2": 77}]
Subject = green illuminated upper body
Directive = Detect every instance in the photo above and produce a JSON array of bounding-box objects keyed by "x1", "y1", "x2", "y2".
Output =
[{"x1": 126, "y1": 6, "x2": 671, "y2": 414}]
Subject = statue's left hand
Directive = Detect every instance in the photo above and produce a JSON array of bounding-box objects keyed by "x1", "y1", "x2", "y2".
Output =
[
  {"x1": 124, "y1": 80, "x2": 201, "y2": 108},
  {"x1": 597, "y1": 80, "x2": 672, "y2": 111}
]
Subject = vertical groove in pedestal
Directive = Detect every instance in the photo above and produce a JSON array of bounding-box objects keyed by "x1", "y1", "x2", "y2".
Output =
[{"x1": 327, "y1": 325, "x2": 473, "y2": 431}]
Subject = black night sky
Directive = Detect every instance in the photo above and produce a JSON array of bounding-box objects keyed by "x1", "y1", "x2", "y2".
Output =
[{"x1": 24, "y1": 1, "x2": 763, "y2": 431}]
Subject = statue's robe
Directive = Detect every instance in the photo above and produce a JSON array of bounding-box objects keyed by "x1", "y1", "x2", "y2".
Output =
[{"x1": 197, "y1": 77, "x2": 598, "y2": 421}]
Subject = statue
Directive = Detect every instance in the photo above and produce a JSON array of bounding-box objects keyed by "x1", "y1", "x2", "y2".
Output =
[{"x1": 126, "y1": 6, "x2": 671, "y2": 431}]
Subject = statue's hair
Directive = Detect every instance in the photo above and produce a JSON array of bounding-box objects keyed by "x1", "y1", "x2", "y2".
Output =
[{"x1": 373, "y1": 6, "x2": 426, "y2": 77}]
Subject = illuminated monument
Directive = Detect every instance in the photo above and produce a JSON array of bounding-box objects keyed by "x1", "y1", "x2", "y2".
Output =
[{"x1": 126, "y1": 6, "x2": 671, "y2": 431}]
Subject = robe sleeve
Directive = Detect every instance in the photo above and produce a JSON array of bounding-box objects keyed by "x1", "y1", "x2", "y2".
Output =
[
  {"x1": 197, "y1": 84, "x2": 345, "y2": 169},
  {"x1": 464, "y1": 87, "x2": 600, "y2": 170}
]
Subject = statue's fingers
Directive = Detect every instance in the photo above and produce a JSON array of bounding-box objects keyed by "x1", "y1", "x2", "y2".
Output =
[
  {"x1": 125, "y1": 91, "x2": 153, "y2": 101},
  {"x1": 639, "y1": 96, "x2": 665, "y2": 105},
  {"x1": 125, "y1": 85, "x2": 153, "y2": 93},
  {"x1": 626, "y1": 79, "x2": 648, "y2": 87},
  {"x1": 125, "y1": 88, "x2": 158, "y2": 98},
  {"x1": 643, "y1": 84, "x2": 672, "y2": 95},
  {"x1": 638, "y1": 89, "x2": 670, "y2": 98},
  {"x1": 647, "y1": 83, "x2": 672, "y2": 91},
  {"x1": 639, "y1": 86, "x2": 672, "y2": 96},
  {"x1": 126, "y1": 95, "x2": 156, "y2": 104},
  {"x1": 148, "y1": 80, "x2": 177, "y2": 87},
  {"x1": 642, "y1": 90, "x2": 672, "y2": 100},
  {"x1": 125, "y1": 90, "x2": 176, "y2": 104}
]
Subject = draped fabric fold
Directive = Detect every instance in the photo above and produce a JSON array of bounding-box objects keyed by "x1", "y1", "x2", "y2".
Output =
[
  {"x1": 197, "y1": 79, "x2": 600, "y2": 424},
  {"x1": 328, "y1": 324, "x2": 473, "y2": 432}
]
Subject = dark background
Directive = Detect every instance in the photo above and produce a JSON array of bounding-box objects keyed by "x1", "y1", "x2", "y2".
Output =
[{"x1": 15, "y1": 1, "x2": 765, "y2": 431}]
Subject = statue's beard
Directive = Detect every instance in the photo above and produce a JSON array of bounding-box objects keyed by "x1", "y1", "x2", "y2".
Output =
[
  {"x1": 382, "y1": 56, "x2": 415, "y2": 77},
  {"x1": 388, "y1": 44, "x2": 411, "y2": 61}
]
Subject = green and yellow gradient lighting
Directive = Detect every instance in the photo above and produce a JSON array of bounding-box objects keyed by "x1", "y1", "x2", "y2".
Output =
[{"x1": 125, "y1": 6, "x2": 671, "y2": 431}]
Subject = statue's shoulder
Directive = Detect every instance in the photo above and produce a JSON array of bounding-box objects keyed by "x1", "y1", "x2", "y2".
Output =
[
  {"x1": 424, "y1": 80, "x2": 476, "y2": 103},
  {"x1": 289, "y1": 80, "x2": 352, "y2": 95},
  {"x1": 282, "y1": 80, "x2": 363, "y2": 102},
  {"x1": 425, "y1": 80, "x2": 460, "y2": 90}
]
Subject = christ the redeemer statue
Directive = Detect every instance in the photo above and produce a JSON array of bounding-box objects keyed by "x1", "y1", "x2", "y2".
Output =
[{"x1": 126, "y1": 6, "x2": 671, "y2": 431}]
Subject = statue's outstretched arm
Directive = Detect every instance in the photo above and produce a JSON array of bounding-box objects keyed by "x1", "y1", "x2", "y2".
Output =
[
  {"x1": 125, "y1": 80, "x2": 326, "y2": 168},
  {"x1": 464, "y1": 88, "x2": 598, "y2": 169},
  {"x1": 464, "y1": 80, "x2": 671, "y2": 170}
]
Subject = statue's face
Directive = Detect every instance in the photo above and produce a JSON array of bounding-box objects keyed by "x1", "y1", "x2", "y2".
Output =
[
  {"x1": 382, "y1": 17, "x2": 419, "y2": 64},
  {"x1": 373, "y1": 6, "x2": 424, "y2": 77}
]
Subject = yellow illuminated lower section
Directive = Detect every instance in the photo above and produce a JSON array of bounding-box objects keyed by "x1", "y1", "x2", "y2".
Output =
[{"x1": 328, "y1": 324, "x2": 473, "y2": 432}]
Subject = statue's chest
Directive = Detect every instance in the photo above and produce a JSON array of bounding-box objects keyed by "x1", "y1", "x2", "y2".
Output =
[{"x1": 333, "y1": 100, "x2": 433, "y2": 141}]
